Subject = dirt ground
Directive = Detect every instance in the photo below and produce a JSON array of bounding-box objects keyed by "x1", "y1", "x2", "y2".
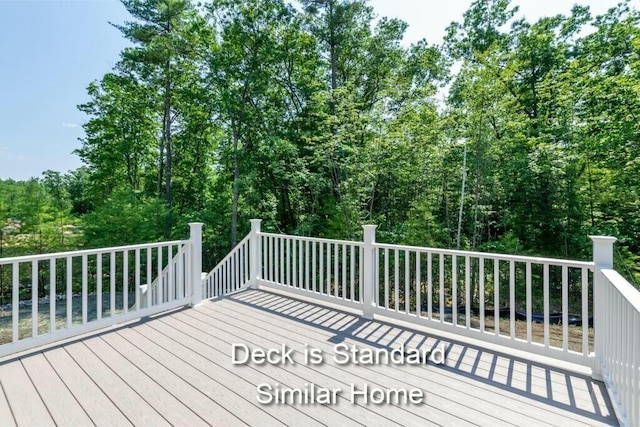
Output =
[
  {"x1": 428, "y1": 311, "x2": 593, "y2": 353},
  {"x1": 0, "y1": 292, "x2": 135, "y2": 344},
  {"x1": 0, "y1": 296, "x2": 592, "y2": 354}
]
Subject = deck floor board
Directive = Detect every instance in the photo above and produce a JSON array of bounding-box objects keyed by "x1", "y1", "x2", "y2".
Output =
[
  {"x1": 187, "y1": 304, "x2": 491, "y2": 426},
  {"x1": 202, "y1": 301, "x2": 539, "y2": 425},
  {"x1": 20, "y1": 352, "x2": 94, "y2": 426},
  {"x1": 102, "y1": 330, "x2": 252, "y2": 426},
  {"x1": 0, "y1": 358, "x2": 55, "y2": 426},
  {"x1": 221, "y1": 290, "x2": 606, "y2": 422},
  {"x1": 0, "y1": 289, "x2": 619, "y2": 426},
  {"x1": 0, "y1": 382, "x2": 15, "y2": 427},
  {"x1": 227, "y1": 290, "x2": 616, "y2": 424},
  {"x1": 43, "y1": 346, "x2": 133, "y2": 427},
  {"x1": 174, "y1": 313, "x2": 431, "y2": 426},
  {"x1": 63, "y1": 341, "x2": 171, "y2": 426},
  {"x1": 117, "y1": 325, "x2": 284, "y2": 426},
  {"x1": 205, "y1": 294, "x2": 604, "y2": 426},
  {"x1": 135, "y1": 321, "x2": 345, "y2": 426},
  {"x1": 83, "y1": 336, "x2": 209, "y2": 427},
  {"x1": 154, "y1": 315, "x2": 381, "y2": 426}
]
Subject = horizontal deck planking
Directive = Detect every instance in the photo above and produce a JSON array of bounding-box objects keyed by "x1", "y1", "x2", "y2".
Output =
[
  {"x1": 243, "y1": 292, "x2": 600, "y2": 403},
  {"x1": 161, "y1": 313, "x2": 437, "y2": 426},
  {"x1": 0, "y1": 360, "x2": 55, "y2": 426},
  {"x1": 223, "y1": 290, "x2": 616, "y2": 426},
  {"x1": 0, "y1": 289, "x2": 618, "y2": 427}
]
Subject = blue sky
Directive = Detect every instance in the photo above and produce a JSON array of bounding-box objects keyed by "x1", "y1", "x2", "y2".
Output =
[
  {"x1": 0, "y1": 0, "x2": 623, "y2": 181},
  {"x1": 0, "y1": 0, "x2": 130, "y2": 180}
]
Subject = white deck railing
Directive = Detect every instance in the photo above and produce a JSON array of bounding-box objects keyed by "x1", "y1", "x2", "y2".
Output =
[
  {"x1": 597, "y1": 269, "x2": 640, "y2": 426},
  {"x1": 370, "y1": 241, "x2": 594, "y2": 367},
  {"x1": 590, "y1": 236, "x2": 639, "y2": 427},
  {"x1": 202, "y1": 234, "x2": 251, "y2": 299},
  {"x1": 2, "y1": 219, "x2": 637, "y2": 425},
  {"x1": 0, "y1": 222, "x2": 204, "y2": 358},
  {"x1": 234, "y1": 221, "x2": 596, "y2": 366},
  {"x1": 258, "y1": 232, "x2": 366, "y2": 310},
  {"x1": 223, "y1": 220, "x2": 636, "y2": 426},
  {"x1": 145, "y1": 242, "x2": 191, "y2": 307}
]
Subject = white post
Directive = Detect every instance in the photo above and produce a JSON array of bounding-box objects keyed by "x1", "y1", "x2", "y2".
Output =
[
  {"x1": 189, "y1": 222, "x2": 204, "y2": 306},
  {"x1": 250, "y1": 219, "x2": 262, "y2": 289},
  {"x1": 589, "y1": 235, "x2": 617, "y2": 380},
  {"x1": 362, "y1": 225, "x2": 377, "y2": 319}
]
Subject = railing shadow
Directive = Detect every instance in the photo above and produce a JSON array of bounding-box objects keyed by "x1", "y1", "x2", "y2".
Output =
[
  {"x1": 225, "y1": 288, "x2": 618, "y2": 426},
  {"x1": 0, "y1": 305, "x2": 191, "y2": 366}
]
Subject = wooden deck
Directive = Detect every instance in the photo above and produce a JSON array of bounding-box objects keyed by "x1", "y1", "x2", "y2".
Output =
[{"x1": 0, "y1": 289, "x2": 618, "y2": 426}]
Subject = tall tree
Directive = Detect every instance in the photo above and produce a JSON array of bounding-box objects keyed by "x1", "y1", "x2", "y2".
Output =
[
  {"x1": 115, "y1": 0, "x2": 208, "y2": 237},
  {"x1": 77, "y1": 73, "x2": 158, "y2": 198},
  {"x1": 206, "y1": 0, "x2": 320, "y2": 244}
]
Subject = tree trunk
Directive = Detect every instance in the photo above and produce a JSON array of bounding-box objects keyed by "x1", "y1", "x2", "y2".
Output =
[
  {"x1": 328, "y1": 0, "x2": 337, "y2": 94},
  {"x1": 157, "y1": 140, "x2": 165, "y2": 198},
  {"x1": 587, "y1": 158, "x2": 595, "y2": 227},
  {"x1": 440, "y1": 170, "x2": 450, "y2": 235},
  {"x1": 456, "y1": 144, "x2": 467, "y2": 250},
  {"x1": 163, "y1": 65, "x2": 173, "y2": 239},
  {"x1": 327, "y1": 0, "x2": 343, "y2": 212},
  {"x1": 231, "y1": 118, "x2": 240, "y2": 248}
]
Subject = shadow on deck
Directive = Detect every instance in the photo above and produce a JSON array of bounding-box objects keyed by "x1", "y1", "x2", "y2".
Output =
[
  {"x1": 0, "y1": 289, "x2": 618, "y2": 426},
  {"x1": 227, "y1": 289, "x2": 618, "y2": 426}
]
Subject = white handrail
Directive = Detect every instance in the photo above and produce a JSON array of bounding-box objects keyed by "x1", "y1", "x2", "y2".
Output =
[
  {"x1": 260, "y1": 232, "x2": 365, "y2": 247},
  {"x1": 207, "y1": 234, "x2": 251, "y2": 277},
  {"x1": 597, "y1": 268, "x2": 640, "y2": 427},
  {"x1": 373, "y1": 242, "x2": 594, "y2": 269},
  {"x1": 602, "y1": 269, "x2": 640, "y2": 312},
  {"x1": 0, "y1": 240, "x2": 189, "y2": 264}
]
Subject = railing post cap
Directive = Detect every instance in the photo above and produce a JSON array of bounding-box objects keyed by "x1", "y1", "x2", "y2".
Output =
[
  {"x1": 362, "y1": 224, "x2": 376, "y2": 244},
  {"x1": 250, "y1": 219, "x2": 262, "y2": 232},
  {"x1": 188, "y1": 222, "x2": 204, "y2": 233},
  {"x1": 590, "y1": 235, "x2": 616, "y2": 269},
  {"x1": 589, "y1": 235, "x2": 617, "y2": 243}
]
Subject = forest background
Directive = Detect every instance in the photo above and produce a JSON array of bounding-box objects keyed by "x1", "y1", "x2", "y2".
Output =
[{"x1": 1, "y1": 0, "x2": 639, "y2": 288}]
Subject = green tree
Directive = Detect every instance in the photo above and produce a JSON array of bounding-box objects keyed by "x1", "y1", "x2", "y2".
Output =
[
  {"x1": 77, "y1": 73, "x2": 158, "y2": 198},
  {"x1": 115, "y1": 0, "x2": 210, "y2": 237}
]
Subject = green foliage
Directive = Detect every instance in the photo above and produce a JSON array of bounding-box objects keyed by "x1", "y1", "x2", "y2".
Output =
[
  {"x1": 0, "y1": 176, "x2": 82, "y2": 257},
  {"x1": 2, "y1": 0, "x2": 639, "y2": 287},
  {"x1": 81, "y1": 191, "x2": 166, "y2": 248}
]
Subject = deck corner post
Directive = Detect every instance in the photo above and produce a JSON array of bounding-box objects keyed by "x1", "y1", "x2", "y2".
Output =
[
  {"x1": 189, "y1": 222, "x2": 204, "y2": 306},
  {"x1": 362, "y1": 224, "x2": 377, "y2": 319},
  {"x1": 250, "y1": 219, "x2": 262, "y2": 289},
  {"x1": 589, "y1": 235, "x2": 617, "y2": 380}
]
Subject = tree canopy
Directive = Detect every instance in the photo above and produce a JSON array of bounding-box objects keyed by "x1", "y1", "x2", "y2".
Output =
[{"x1": 1, "y1": 0, "x2": 639, "y2": 285}]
